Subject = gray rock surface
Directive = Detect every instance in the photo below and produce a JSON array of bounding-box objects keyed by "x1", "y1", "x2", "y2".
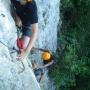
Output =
[{"x1": 0, "y1": 0, "x2": 60, "y2": 90}]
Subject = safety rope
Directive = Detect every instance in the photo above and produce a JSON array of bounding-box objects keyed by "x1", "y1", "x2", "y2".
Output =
[
  {"x1": 16, "y1": 26, "x2": 25, "y2": 73},
  {"x1": 0, "y1": 40, "x2": 18, "y2": 53},
  {"x1": 0, "y1": 27, "x2": 25, "y2": 73}
]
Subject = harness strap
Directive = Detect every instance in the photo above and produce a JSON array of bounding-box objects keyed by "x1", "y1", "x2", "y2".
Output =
[{"x1": 17, "y1": 27, "x2": 23, "y2": 50}]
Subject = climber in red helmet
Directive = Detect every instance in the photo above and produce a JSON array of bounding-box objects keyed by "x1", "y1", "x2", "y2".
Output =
[{"x1": 11, "y1": 0, "x2": 38, "y2": 61}]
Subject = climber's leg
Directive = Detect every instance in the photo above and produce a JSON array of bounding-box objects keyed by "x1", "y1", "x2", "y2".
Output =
[
  {"x1": 21, "y1": 26, "x2": 31, "y2": 49},
  {"x1": 21, "y1": 35, "x2": 30, "y2": 49}
]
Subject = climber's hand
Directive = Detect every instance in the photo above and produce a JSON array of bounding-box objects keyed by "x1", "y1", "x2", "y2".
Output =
[{"x1": 17, "y1": 49, "x2": 29, "y2": 61}]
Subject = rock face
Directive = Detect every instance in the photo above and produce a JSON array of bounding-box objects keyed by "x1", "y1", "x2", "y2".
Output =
[
  {"x1": 0, "y1": 0, "x2": 60, "y2": 90},
  {"x1": 36, "y1": 0, "x2": 60, "y2": 52},
  {"x1": 0, "y1": 0, "x2": 40, "y2": 90},
  {"x1": 31, "y1": 1, "x2": 60, "y2": 89}
]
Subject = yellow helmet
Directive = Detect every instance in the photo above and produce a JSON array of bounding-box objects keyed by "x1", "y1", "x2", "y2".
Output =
[{"x1": 41, "y1": 52, "x2": 51, "y2": 61}]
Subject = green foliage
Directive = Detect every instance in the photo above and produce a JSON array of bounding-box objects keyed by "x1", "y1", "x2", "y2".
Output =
[{"x1": 49, "y1": 0, "x2": 90, "y2": 90}]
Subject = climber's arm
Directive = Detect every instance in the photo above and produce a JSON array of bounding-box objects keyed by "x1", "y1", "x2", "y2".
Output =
[
  {"x1": 43, "y1": 60, "x2": 54, "y2": 68},
  {"x1": 18, "y1": 23, "x2": 38, "y2": 61},
  {"x1": 25, "y1": 23, "x2": 38, "y2": 53},
  {"x1": 38, "y1": 60, "x2": 54, "y2": 69}
]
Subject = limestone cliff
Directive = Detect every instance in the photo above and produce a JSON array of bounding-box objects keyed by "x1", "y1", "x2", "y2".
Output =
[{"x1": 0, "y1": 0, "x2": 60, "y2": 90}]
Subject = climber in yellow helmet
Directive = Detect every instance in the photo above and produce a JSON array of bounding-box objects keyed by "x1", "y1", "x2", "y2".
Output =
[
  {"x1": 33, "y1": 48, "x2": 54, "y2": 68},
  {"x1": 41, "y1": 51, "x2": 54, "y2": 68},
  {"x1": 42, "y1": 52, "x2": 51, "y2": 61},
  {"x1": 31, "y1": 50, "x2": 54, "y2": 82},
  {"x1": 31, "y1": 49, "x2": 54, "y2": 82},
  {"x1": 11, "y1": 0, "x2": 38, "y2": 61}
]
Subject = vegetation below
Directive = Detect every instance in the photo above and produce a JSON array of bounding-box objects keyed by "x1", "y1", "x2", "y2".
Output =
[{"x1": 49, "y1": 0, "x2": 90, "y2": 90}]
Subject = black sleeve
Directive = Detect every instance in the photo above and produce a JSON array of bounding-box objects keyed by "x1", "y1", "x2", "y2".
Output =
[
  {"x1": 10, "y1": 0, "x2": 20, "y2": 10},
  {"x1": 28, "y1": 1, "x2": 38, "y2": 24}
]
